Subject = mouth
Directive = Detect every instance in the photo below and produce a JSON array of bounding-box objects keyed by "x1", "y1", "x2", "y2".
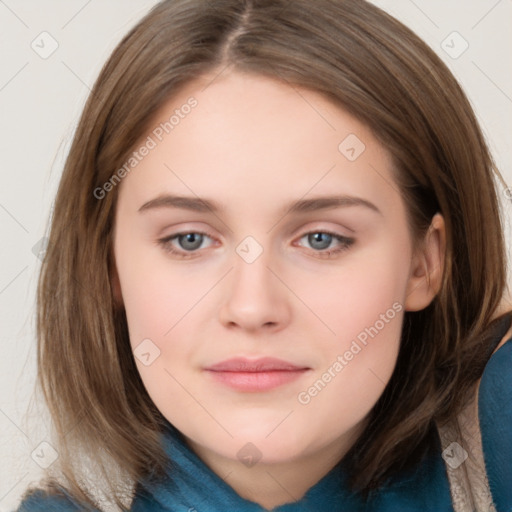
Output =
[{"x1": 203, "y1": 357, "x2": 311, "y2": 392}]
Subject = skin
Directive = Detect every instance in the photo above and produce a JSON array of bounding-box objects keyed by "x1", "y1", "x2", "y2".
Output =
[{"x1": 111, "y1": 70, "x2": 445, "y2": 510}]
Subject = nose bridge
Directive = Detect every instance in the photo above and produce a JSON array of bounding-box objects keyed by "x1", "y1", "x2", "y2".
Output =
[
  {"x1": 218, "y1": 235, "x2": 289, "y2": 330},
  {"x1": 231, "y1": 235, "x2": 276, "y2": 300}
]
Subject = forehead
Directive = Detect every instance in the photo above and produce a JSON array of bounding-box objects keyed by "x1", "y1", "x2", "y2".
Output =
[{"x1": 116, "y1": 70, "x2": 399, "y2": 219}]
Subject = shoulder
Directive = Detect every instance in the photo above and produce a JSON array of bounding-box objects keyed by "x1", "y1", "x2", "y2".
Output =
[
  {"x1": 15, "y1": 489, "x2": 86, "y2": 512},
  {"x1": 478, "y1": 334, "x2": 512, "y2": 511},
  {"x1": 480, "y1": 332, "x2": 512, "y2": 405}
]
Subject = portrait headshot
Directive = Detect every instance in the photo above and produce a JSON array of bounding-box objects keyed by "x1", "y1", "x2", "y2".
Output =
[{"x1": 0, "y1": 1, "x2": 511, "y2": 511}]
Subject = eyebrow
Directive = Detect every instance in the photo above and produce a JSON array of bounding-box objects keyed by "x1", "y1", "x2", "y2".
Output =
[{"x1": 138, "y1": 194, "x2": 382, "y2": 216}]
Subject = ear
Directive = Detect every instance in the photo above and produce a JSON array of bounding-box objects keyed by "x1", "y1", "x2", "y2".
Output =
[{"x1": 404, "y1": 213, "x2": 446, "y2": 312}]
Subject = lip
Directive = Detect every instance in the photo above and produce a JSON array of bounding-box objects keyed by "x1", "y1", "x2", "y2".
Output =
[
  {"x1": 204, "y1": 357, "x2": 310, "y2": 392},
  {"x1": 206, "y1": 357, "x2": 306, "y2": 372}
]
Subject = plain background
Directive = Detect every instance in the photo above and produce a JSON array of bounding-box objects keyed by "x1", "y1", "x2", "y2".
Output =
[{"x1": 1, "y1": 1, "x2": 511, "y2": 510}]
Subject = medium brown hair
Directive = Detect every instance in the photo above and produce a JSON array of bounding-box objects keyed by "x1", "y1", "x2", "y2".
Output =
[{"x1": 33, "y1": 0, "x2": 510, "y2": 508}]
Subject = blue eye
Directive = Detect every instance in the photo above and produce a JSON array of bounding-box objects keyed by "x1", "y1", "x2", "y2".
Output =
[
  {"x1": 158, "y1": 230, "x2": 354, "y2": 259},
  {"x1": 306, "y1": 232, "x2": 334, "y2": 250},
  {"x1": 175, "y1": 232, "x2": 206, "y2": 251},
  {"x1": 297, "y1": 231, "x2": 354, "y2": 257},
  {"x1": 158, "y1": 231, "x2": 214, "y2": 258}
]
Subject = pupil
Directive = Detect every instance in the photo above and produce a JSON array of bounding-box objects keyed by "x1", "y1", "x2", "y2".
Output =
[
  {"x1": 180, "y1": 233, "x2": 203, "y2": 250},
  {"x1": 309, "y1": 233, "x2": 332, "y2": 250}
]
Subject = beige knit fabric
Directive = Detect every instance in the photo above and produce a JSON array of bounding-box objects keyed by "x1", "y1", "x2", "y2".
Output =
[{"x1": 437, "y1": 383, "x2": 496, "y2": 512}]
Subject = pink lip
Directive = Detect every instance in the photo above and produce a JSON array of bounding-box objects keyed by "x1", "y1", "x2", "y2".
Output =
[{"x1": 204, "y1": 357, "x2": 310, "y2": 392}]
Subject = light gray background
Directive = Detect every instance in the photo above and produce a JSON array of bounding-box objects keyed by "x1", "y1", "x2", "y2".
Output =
[{"x1": 1, "y1": 1, "x2": 511, "y2": 510}]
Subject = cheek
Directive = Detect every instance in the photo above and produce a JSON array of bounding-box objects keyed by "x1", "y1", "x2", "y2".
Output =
[
  {"x1": 291, "y1": 284, "x2": 404, "y2": 446},
  {"x1": 289, "y1": 238, "x2": 408, "y2": 429},
  {"x1": 116, "y1": 244, "x2": 204, "y2": 347},
  {"x1": 296, "y1": 239, "x2": 409, "y2": 343},
  {"x1": 116, "y1": 256, "x2": 204, "y2": 415}
]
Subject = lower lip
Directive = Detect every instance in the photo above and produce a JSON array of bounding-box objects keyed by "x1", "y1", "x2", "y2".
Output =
[{"x1": 205, "y1": 369, "x2": 309, "y2": 392}]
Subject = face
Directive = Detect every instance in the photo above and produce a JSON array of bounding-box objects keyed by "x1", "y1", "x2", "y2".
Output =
[{"x1": 112, "y1": 70, "x2": 431, "y2": 467}]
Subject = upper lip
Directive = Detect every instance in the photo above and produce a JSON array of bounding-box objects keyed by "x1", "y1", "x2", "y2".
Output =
[{"x1": 205, "y1": 357, "x2": 308, "y2": 372}]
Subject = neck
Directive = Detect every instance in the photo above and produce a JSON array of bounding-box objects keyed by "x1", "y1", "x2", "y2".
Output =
[{"x1": 183, "y1": 429, "x2": 360, "y2": 510}]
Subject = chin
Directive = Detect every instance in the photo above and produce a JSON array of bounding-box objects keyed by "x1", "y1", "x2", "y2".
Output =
[{"x1": 232, "y1": 426, "x2": 317, "y2": 463}]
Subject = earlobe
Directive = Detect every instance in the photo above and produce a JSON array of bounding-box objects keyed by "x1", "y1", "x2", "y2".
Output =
[{"x1": 404, "y1": 213, "x2": 446, "y2": 312}]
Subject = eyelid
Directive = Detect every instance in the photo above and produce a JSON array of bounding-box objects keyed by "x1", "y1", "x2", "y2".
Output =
[
  {"x1": 296, "y1": 228, "x2": 352, "y2": 242},
  {"x1": 158, "y1": 227, "x2": 351, "y2": 244},
  {"x1": 291, "y1": 221, "x2": 354, "y2": 241},
  {"x1": 294, "y1": 229, "x2": 354, "y2": 254},
  {"x1": 159, "y1": 229, "x2": 217, "y2": 247},
  {"x1": 157, "y1": 225, "x2": 355, "y2": 258},
  {"x1": 156, "y1": 229, "x2": 217, "y2": 260}
]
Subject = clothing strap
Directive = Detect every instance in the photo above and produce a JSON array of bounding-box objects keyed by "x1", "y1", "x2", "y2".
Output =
[
  {"x1": 437, "y1": 312, "x2": 512, "y2": 511},
  {"x1": 437, "y1": 385, "x2": 496, "y2": 511}
]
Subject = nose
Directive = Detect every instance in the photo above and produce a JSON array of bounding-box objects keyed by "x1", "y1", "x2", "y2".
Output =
[{"x1": 218, "y1": 247, "x2": 291, "y2": 333}]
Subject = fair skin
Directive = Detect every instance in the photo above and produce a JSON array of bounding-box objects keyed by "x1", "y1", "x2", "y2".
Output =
[{"x1": 112, "y1": 70, "x2": 445, "y2": 509}]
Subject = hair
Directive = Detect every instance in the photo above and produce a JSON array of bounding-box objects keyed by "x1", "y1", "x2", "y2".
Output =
[{"x1": 32, "y1": 0, "x2": 510, "y2": 509}]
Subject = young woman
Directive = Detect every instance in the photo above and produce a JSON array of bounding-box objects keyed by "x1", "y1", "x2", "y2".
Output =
[{"x1": 16, "y1": 0, "x2": 512, "y2": 511}]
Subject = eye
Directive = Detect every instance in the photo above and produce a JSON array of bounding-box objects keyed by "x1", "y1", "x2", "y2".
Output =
[
  {"x1": 157, "y1": 231, "x2": 215, "y2": 258},
  {"x1": 157, "y1": 229, "x2": 354, "y2": 260},
  {"x1": 296, "y1": 230, "x2": 354, "y2": 258}
]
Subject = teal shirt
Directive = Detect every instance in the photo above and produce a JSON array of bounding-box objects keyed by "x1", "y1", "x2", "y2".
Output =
[{"x1": 16, "y1": 334, "x2": 512, "y2": 512}]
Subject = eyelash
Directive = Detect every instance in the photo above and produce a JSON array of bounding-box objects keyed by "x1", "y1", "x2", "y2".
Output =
[{"x1": 157, "y1": 229, "x2": 355, "y2": 260}]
